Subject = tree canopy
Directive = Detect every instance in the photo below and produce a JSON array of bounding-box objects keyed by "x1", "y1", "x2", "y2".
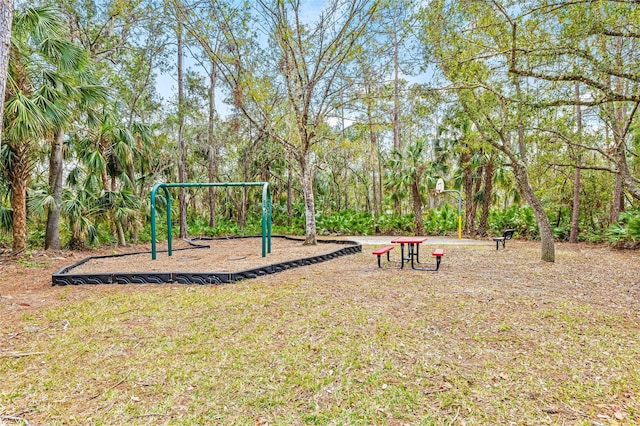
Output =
[{"x1": 1, "y1": 0, "x2": 639, "y2": 261}]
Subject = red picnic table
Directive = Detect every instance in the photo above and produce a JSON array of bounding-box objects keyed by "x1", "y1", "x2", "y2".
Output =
[
  {"x1": 372, "y1": 237, "x2": 445, "y2": 270},
  {"x1": 391, "y1": 236, "x2": 428, "y2": 270}
]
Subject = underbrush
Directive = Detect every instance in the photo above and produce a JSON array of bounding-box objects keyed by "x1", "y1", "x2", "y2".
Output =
[{"x1": 7, "y1": 202, "x2": 640, "y2": 250}]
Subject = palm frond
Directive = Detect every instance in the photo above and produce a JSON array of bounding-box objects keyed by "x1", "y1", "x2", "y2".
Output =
[
  {"x1": 4, "y1": 91, "x2": 50, "y2": 141},
  {"x1": 83, "y1": 150, "x2": 107, "y2": 174},
  {"x1": 27, "y1": 188, "x2": 56, "y2": 215},
  {"x1": 15, "y1": 6, "x2": 66, "y2": 44},
  {"x1": 0, "y1": 206, "x2": 13, "y2": 232}
]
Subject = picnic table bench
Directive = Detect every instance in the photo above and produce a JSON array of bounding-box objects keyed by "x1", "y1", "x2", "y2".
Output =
[
  {"x1": 372, "y1": 245, "x2": 394, "y2": 268},
  {"x1": 431, "y1": 248, "x2": 444, "y2": 270},
  {"x1": 493, "y1": 229, "x2": 515, "y2": 250}
]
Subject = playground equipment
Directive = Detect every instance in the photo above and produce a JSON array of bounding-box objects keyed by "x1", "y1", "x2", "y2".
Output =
[
  {"x1": 149, "y1": 182, "x2": 272, "y2": 260},
  {"x1": 52, "y1": 236, "x2": 361, "y2": 285},
  {"x1": 435, "y1": 178, "x2": 462, "y2": 239}
]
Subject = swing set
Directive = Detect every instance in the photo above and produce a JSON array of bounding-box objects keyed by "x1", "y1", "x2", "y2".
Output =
[{"x1": 149, "y1": 182, "x2": 272, "y2": 260}]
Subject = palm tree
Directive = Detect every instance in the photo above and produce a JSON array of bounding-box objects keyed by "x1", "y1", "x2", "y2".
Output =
[
  {"x1": 3, "y1": 5, "x2": 89, "y2": 253},
  {"x1": 62, "y1": 175, "x2": 100, "y2": 250},
  {"x1": 45, "y1": 69, "x2": 106, "y2": 250},
  {"x1": 476, "y1": 150, "x2": 496, "y2": 237},
  {"x1": 72, "y1": 105, "x2": 145, "y2": 246},
  {"x1": 386, "y1": 139, "x2": 429, "y2": 235}
]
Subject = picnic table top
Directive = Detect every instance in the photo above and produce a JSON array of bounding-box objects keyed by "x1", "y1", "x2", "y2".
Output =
[{"x1": 390, "y1": 236, "x2": 428, "y2": 244}]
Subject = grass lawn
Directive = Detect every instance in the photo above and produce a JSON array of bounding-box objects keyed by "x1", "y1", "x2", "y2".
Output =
[{"x1": 1, "y1": 241, "x2": 639, "y2": 425}]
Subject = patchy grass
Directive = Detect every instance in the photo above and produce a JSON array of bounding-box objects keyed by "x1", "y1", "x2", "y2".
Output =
[{"x1": 1, "y1": 242, "x2": 640, "y2": 424}]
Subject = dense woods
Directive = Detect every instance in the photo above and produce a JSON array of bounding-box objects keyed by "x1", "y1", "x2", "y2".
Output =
[{"x1": 1, "y1": 0, "x2": 639, "y2": 262}]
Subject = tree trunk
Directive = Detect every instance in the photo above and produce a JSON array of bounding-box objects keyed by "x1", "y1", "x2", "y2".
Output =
[
  {"x1": 607, "y1": 102, "x2": 640, "y2": 207},
  {"x1": 116, "y1": 221, "x2": 126, "y2": 246},
  {"x1": 286, "y1": 166, "x2": 293, "y2": 220},
  {"x1": 608, "y1": 39, "x2": 633, "y2": 221},
  {"x1": 177, "y1": 21, "x2": 188, "y2": 238},
  {"x1": 45, "y1": 130, "x2": 64, "y2": 250},
  {"x1": 468, "y1": 97, "x2": 555, "y2": 262},
  {"x1": 569, "y1": 83, "x2": 582, "y2": 243},
  {"x1": 470, "y1": 168, "x2": 482, "y2": 236},
  {"x1": 379, "y1": 159, "x2": 383, "y2": 214},
  {"x1": 569, "y1": 167, "x2": 581, "y2": 242},
  {"x1": 621, "y1": 158, "x2": 640, "y2": 202},
  {"x1": 207, "y1": 61, "x2": 217, "y2": 228},
  {"x1": 0, "y1": 0, "x2": 13, "y2": 151},
  {"x1": 411, "y1": 181, "x2": 424, "y2": 235},
  {"x1": 514, "y1": 76, "x2": 554, "y2": 261},
  {"x1": 370, "y1": 131, "x2": 378, "y2": 219},
  {"x1": 189, "y1": 194, "x2": 196, "y2": 219},
  {"x1": 10, "y1": 149, "x2": 28, "y2": 254},
  {"x1": 461, "y1": 151, "x2": 474, "y2": 234},
  {"x1": 299, "y1": 154, "x2": 317, "y2": 245},
  {"x1": 393, "y1": 34, "x2": 401, "y2": 152},
  {"x1": 392, "y1": 39, "x2": 402, "y2": 218},
  {"x1": 207, "y1": 150, "x2": 217, "y2": 228},
  {"x1": 609, "y1": 113, "x2": 626, "y2": 224},
  {"x1": 513, "y1": 160, "x2": 555, "y2": 262},
  {"x1": 477, "y1": 154, "x2": 494, "y2": 237},
  {"x1": 514, "y1": 78, "x2": 527, "y2": 164},
  {"x1": 68, "y1": 219, "x2": 85, "y2": 250},
  {"x1": 344, "y1": 184, "x2": 349, "y2": 210}
]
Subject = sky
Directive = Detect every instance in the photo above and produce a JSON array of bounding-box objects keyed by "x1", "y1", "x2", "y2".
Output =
[
  {"x1": 155, "y1": 0, "x2": 432, "y2": 129},
  {"x1": 155, "y1": 0, "x2": 328, "y2": 113}
]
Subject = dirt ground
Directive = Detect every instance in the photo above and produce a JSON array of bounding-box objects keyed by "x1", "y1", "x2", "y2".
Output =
[
  {"x1": 1, "y1": 237, "x2": 640, "y2": 424},
  {"x1": 66, "y1": 237, "x2": 353, "y2": 274},
  {"x1": 0, "y1": 237, "x2": 355, "y2": 318},
  {"x1": 1, "y1": 237, "x2": 638, "y2": 320}
]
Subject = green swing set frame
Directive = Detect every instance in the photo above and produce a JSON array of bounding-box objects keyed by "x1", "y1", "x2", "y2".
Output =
[{"x1": 149, "y1": 182, "x2": 272, "y2": 260}]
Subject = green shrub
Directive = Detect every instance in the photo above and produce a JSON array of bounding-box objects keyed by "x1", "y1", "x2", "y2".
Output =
[
  {"x1": 582, "y1": 231, "x2": 606, "y2": 244},
  {"x1": 317, "y1": 209, "x2": 374, "y2": 235},
  {"x1": 608, "y1": 207, "x2": 640, "y2": 242},
  {"x1": 423, "y1": 205, "x2": 458, "y2": 235},
  {"x1": 375, "y1": 213, "x2": 414, "y2": 234},
  {"x1": 553, "y1": 224, "x2": 571, "y2": 240},
  {"x1": 489, "y1": 206, "x2": 539, "y2": 239}
]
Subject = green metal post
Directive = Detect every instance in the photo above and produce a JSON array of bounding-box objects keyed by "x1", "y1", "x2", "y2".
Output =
[
  {"x1": 149, "y1": 181, "x2": 272, "y2": 260},
  {"x1": 267, "y1": 187, "x2": 272, "y2": 253},
  {"x1": 150, "y1": 185, "x2": 158, "y2": 260},
  {"x1": 261, "y1": 181, "x2": 271, "y2": 256},
  {"x1": 261, "y1": 191, "x2": 266, "y2": 258},
  {"x1": 166, "y1": 186, "x2": 172, "y2": 256}
]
